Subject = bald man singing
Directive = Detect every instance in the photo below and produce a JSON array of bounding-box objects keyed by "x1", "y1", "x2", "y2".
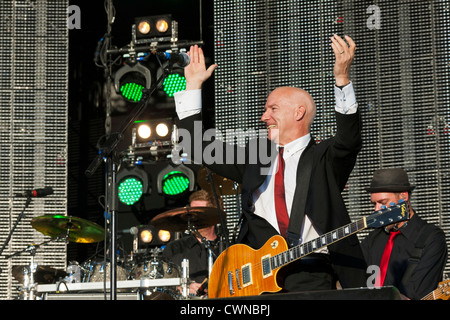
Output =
[{"x1": 174, "y1": 35, "x2": 367, "y2": 293}]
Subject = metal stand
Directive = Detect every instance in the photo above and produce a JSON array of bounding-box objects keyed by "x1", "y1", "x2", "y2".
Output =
[
  {"x1": 5, "y1": 238, "x2": 59, "y2": 300},
  {"x1": 21, "y1": 245, "x2": 37, "y2": 300},
  {"x1": 85, "y1": 63, "x2": 174, "y2": 300},
  {"x1": 188, "y1": 224, "x2": 217, "y2": 278},
  {"x1": 181, "y1": 258, "x2": 189, "y2": 299},
  {"x1": 0, "y1": 197, "x2": 32, "y2": 257},
  {"x1": 86, "y1": 0, "x2": 203, "y2": 300},
  {"x1": 205, "y1": 167, "x2": 229, "y2": 251}
]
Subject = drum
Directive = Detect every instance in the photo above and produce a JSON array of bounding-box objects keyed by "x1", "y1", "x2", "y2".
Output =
[
  {"x1": 130, "y1": 256, "x2": 181, "y2": 300},
  {"x1": 81, "y1": 260, "x2": 128, "y2": 282},
  {"x1": 130, "y1": 256, "x2": 180, "y2": 280}
]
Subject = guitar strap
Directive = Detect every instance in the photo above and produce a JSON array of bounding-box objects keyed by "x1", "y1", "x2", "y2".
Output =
[
  {"x1": 286, "y1": 142, "x2": 315, "y2": 248},
  {"x1": 400, "y1": 223, "x2": 439, "y2": 288}
]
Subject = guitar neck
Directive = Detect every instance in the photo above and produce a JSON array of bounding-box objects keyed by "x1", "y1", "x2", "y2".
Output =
[
  {"x1": 421, "y1": 292, "x2": 435, "y2": 300},
  {"x1": 271, "y1": 217, "x2": 367, "y2": 269},
  {"x1": 421, "y1": 281, "x2": 450, "y2": 300}
]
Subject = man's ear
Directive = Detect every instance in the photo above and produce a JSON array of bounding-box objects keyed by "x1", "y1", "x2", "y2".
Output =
[
  {"x1": 295, "y1": 106, "x2": 306, "y2": 121},
  {"x1": 400, "y1": 192, "x2": 409, "y2": 202}
]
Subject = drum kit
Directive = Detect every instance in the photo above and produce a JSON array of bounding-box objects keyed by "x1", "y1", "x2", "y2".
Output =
[
  {"x1": 11, "y1": 203, "x2": 225, "y2": 300},
  {"x1": 7, "y1": 166, "x2": 239, "y2": 300}
]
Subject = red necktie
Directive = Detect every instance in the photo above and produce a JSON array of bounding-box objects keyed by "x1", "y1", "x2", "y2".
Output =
[
  {"x1": 376, "y1": 230, "x2": 401, "y2": 287},
  {"x1": 274, "y1": 147, "x2": 289, "y2": 238}
]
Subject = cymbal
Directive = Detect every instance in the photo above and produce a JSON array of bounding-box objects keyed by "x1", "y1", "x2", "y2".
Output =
[
  {"x1": 150, "y1": 206, "x2": 225, "y2": 232},
  {"x1": 12, "y1": 265, "x2": 67, "y2": 284},
  {"x1": 197, "y1": 167, "x2": 241, "y2": 196},
  {"x1": 31, "y1": 215, "x2": 105, "y2": 243}
]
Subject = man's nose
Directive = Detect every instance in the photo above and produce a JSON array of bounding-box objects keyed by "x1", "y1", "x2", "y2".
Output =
[{"x1": 261, "y1": 110, "x2": 269, "y2": 122}]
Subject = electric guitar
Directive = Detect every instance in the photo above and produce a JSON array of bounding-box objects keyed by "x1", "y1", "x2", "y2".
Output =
[
  {"x1": 208, "y1": 201, "x2": 409, "y2": 298},
  {"x1": 421, "y1": 280, "x2": 450, "y2": 300}
]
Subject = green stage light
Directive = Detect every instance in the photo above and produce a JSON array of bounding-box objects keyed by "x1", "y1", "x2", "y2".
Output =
[
  {"x1": 121, "y1": 82, "x2": 145, "y2": 102},
  {"x1": 114, "y1": 63, "x2": 151, "y2": 103},
  {"x1": 117, "y1": 166, "x2": 149, "y2": 205},
  {"x1": 157, "y1": 164, "x2": 195, "y2": 197},
  {"x1": 118, "y1": 177, "x2": 144, "y2": 205},
  {"x1": 162, "y1": 171, "x2": 190, "y2": 196},
  {"x1": 162, "y1": 73, "x2": 186, "y2": 97}
]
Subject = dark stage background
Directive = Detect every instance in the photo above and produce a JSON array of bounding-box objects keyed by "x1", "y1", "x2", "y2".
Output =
[{"x1": 67, "y1": 0, "x2": 215, "y2": 263}]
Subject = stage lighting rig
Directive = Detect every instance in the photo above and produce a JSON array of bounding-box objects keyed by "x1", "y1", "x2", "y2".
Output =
[
  {"x1": 157, "y1": 163, "x2": 195, "y2": 197},
  {"x1": 130, "y1": 118, "x2": 175, "y2": 157},
  {"x1": 114, "y1": 61, "x2": 152, "y2": 103},
  {"x1": 134, "y1": 225, "x2": 173, "y2": 250},
  {"x1": 116, "y1": 165, "x2": 150, "y2": 206},
  {"x1": 156, "y1": 65, "x2": 186, "y2": 97},
  {"x1": 133, "y1": 14, "x2": 174, "y2": 45}
]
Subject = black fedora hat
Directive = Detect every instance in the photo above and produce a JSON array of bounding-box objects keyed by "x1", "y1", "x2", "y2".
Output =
[{"x1": 365, "y1": 168, "x2": 416, "y2": 193}]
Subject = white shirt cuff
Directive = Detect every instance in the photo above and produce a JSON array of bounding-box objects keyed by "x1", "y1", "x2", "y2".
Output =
[
  {"x1": 334, "y1": 82, "x2": 358, "y2": 114},
  {"x1": 174, "y1": 89, "x2": 202, "y2": 120}
]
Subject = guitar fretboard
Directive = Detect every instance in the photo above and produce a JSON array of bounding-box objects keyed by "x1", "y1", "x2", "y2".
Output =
[
  {"x1": 421, "y1": 280, "x2": 450, "y2": 300},
  {"x1": 270, "y1": 218, "x2": 367, "y2": 270}
]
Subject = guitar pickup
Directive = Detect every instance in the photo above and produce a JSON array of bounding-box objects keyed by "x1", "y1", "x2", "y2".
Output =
[
  {"x1": 228, "y1": 271, "x2": 235, "y2": 295},
  {"x1": 241, "y1": 263, "x2": 252, "y2": 287},
  {"x1": 261, "y1": 254, "x2": 272, "y2": 278},
  {"x1": 235, "y1": 269, "x2": 241, "y2": 289}
]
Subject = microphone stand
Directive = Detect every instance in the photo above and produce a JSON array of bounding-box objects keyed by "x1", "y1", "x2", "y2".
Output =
[
  {"x1": 85, "y1": 65, "x2": 172, "y2": 300},
  {"x1": 0, "y1": 197, "x2": 32, "y2": 258},
  {"x1": 205, "y1": 168, "x2": 229, "y2": 252},
  {"x1": 188, "y1": 225, "x2": 217, "y2": 278},
  {"x1": 87, "y1": 0, "x2": 186, "y2": 300}
]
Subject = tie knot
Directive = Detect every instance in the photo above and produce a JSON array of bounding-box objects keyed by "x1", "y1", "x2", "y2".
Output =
[
  {"x1": 389, "y1": 230, "x2": 401, "y2": 239},
  {"x1": 278, "y1": 147, "x2": 284, "y2": 155}
]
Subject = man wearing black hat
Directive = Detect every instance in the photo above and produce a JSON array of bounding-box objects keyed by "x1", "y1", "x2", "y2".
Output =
[{"x1": 361, "y1": 168, "x2": 448, "y2": 300}]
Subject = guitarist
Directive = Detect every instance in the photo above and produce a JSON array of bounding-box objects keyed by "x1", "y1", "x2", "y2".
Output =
[
  {"x1": 174, "y1": 35, "x2": 368, "y2": 293},
  {"x1": 361, "y1": 168, "x2": 448, "y2": 299}
]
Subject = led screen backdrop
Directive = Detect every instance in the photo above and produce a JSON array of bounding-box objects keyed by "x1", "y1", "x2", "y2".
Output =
[
  {"x1": 0, "y1": 0, "x2": 68, "y2": 299},
  {"x1": 213, "y1": 0, "x2": 450, "y2": 276}
]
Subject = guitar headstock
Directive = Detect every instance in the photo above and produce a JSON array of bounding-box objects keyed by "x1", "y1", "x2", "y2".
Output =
[
  {"x1": 435, "y1": 279, "x2": 450, "y2": 300},
  {"x1": 366, "y1": 200, "x2": 410, "y2": 229}
]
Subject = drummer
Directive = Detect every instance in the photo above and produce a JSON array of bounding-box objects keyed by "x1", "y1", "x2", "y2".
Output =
[{"x1": 162, "y1": 190, "x2": 221, "y2": 296}]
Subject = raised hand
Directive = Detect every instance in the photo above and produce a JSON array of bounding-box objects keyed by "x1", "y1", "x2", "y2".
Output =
[
  {"x1": 185, "y1": 45, "x2": 218, "y2": 90},
  {"x1": 330, "y1": 34, "x2": 357, "y2": 86}
]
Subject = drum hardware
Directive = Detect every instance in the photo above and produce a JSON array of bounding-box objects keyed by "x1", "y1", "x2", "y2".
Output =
[
  {"x1": 6, "y1": 214, "x2": 106, "y2": 299},
  {"x1": 198, "y1": 166, "x2": 242, "y2": 249},
  {"x1": 7, "y1": 239, "x2": 67, "y2": 300},
  {"x1": 65, "y1": 262, "x2": 82, "y2": 283},
  {"x1": 128, "y1": 247, "x2": 183, "y2": 298},
  {"x1": 196, "y1": 166, "x2": 241, "y2": 197},
  {"x1": 81, "y1": 259, "x2": 129, "y2": 283},
  {"x1": 35, "y1": 259, "x2": 191, "y2": 300},
  {"x1": 181, "y1": 258, "x2": 189, "y2": 299},
  {"x1": 151, "y1": 206, "x2": 224, "y2": 290},
  {"x1": 129, "y1": 247, "x2": 168, "y2": 280},
  {"x1": 13, "y1": 244, "x2": 37, "y2": 300},
  {"x1": 187, "y1": 225, "x2": 217, "y2": 278}
]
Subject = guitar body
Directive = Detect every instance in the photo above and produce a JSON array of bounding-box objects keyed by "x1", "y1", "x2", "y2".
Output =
[
  {"x1": 208, "y1": 235, "x2": 288, "y2": 298},
  {"x1": 207, "y1": 202, "x2": 409, "y2": 299}
]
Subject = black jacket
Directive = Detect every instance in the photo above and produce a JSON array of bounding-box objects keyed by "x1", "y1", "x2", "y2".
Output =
[{"x1": 177, "y1": 110, "x2": 367, "y2": 289}]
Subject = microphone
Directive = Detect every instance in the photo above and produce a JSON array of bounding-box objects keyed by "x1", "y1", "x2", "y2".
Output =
[
  {"x1": 118, "y1": 226, "x2": 139, "y2": 235},
  {"x1": 157, "y1": 51, "x2": 190, "y2": 67},
  {"x1": 15, "y1": 187, "x2": 54, "y2": 198}
]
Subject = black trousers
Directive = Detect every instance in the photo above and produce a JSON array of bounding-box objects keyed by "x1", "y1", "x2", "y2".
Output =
[{"x1": 276, "y1": 253, "x2": 337, "y2": 292}]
